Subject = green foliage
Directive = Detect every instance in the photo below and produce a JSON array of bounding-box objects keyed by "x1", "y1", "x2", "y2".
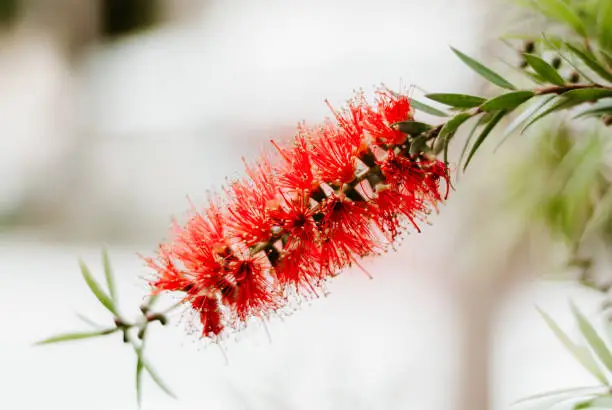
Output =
[{"x1": 36, "y1": 251, "x2": 176, "y2": 406}]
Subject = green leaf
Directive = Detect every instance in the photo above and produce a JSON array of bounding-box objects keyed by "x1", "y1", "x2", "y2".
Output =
[
  {"x1": 143, "y1": 362, "x2": 177, "y2": 399},
  {"x1": 536, "y1": 0, "x2": 587, "y2": 37},
  {"x1": 102, "y1": 248, "x2": 117, "y2": 302},
  {"x1": 410, "y1": 98, "x2": 448, "y2": 117},
  {"x1": 481, "y1": 90, "x2": 536, "y2": 112},
  {"x1": 136, "y1": 352, "x2": 144, "y2": 407},
  {"x1": 458, "y1": 114, "x2": 486, "y2": 169},
  {"x1": 541, "y1": 35, "x2": 596, "y2": 83},
  {"x1": 439, "y1": 113, "x2": 472, "y2": 162},
  {"x1": 574, "y1": 103, "x2": 612, "y2": 119},
  {"x1": 571, "y1": 302, "x2": 612, "y2": 376},
  {"x1": 521, "y1": 96, "x2": 581, "y2": 133},
  {"x1": 513, "y1": 386, "x2": 603, "y2": 405},
  {"x1": 393, "y1": 121, "x2": 432, "y2": 136},
  {"x1": 463, "y1": 110, "x2": 506, "y2": 170},
  {"x1": 566, "y1": 44, "x2": 612, "y2": 83},
  {"x1": 537, "y1": 307, "x2": 607, "y2": 385},
  {"x1": 562, "y1": 88, "x2": 612, "y2": 102},
  {"x1": 523, "y1": 53, "x2": 566, "y2": 86},
  {"x1": 598, "y1": 0, "x2": 612, "y2": 52},
  {"x1": 450, "y1": 47, "x2": 516, "y2": 90},
  {"x1": 501, "y1": 95, "x2": 557, "y2": 142},
  {"x1": 79, "y1": 259, "x2": 118, "y2": 317},
  {"x1": 34, "y1": 329, "x2": 116, "y2": 345},
  {"x1": 425, "y1": 93, "x2": 486, "y2": 108}
]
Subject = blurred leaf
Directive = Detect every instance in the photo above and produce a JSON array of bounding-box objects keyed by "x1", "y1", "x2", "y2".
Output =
[
  {"x1": 598, "y1": 0, "x2": 612, "y2": 52},
  {"x1": 522, "y1": 96, "x2": 582, "y2": 133},
  {"x1": 571, "y1": 302, "x2": 612, "y2": 376},
  {"x1": 574, "y1": 103, "x2": 612, "y2": 119},
  {"x1": 537, "y1": 307, "x2": 607, "y2": 385},
  {"x1": 75, "y1": 313, "x2": 104, "y2": 329},
  {"x1": 102, "y1": 248, "x2": 117, "y2": 302},
  {"x1": 481, "y1": 90, "x2": 536, "y2": 111},
  {"x1": 79, "y1": 259, "x2": 118, "y2": 317},
  {"x1": 523, "y1": 53, "x2": 566, "y2": 86},
  {"x1": 35, "y1": 329, "x2": 116, "y2": 345},
  {"x1": 451, "y1": 47, "x2": 516, "y2": 89},
  {"x1": 513, "y1": 386, "x2": 603, "y2": 405},
  {"x1": 535, "y1": 0, "x2": 587, "y2": 37},
  {"x1": 566, "y1": 44, "x2": 612, "y2": 83},
  {"x1": 463, "y1": 110, "x2": 506, "y2": 170},
  {"x1": 393, "y1": 121, "x2": 432, "y2": 136},
  {"x1": 425, "y1": 93, "x2": 486, "y2": 108},
  {"x1": 143, "y1": 362, "x2": 177, "y2": 399},
  {"x1": 497, "y1": 95, "x2": 557, "y2": 151},
  {"x1": 136, "y1": 351, "x2": 144, "y2": 407},
  {"x1": 410, "y1": 98, "x2": 448, "y2": 117}
]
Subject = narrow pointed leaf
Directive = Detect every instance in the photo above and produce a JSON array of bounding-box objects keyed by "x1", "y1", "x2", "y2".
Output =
[
  {"x1": 571, "y1": 302, "x2": 612, "y2": 376},
  {"x1": 566, "y1": 44, "x2": 612, "y2": 83},
  {"x1": 541, "y1": 35, "x2": 595, "y2": 83},
  {"x1": 574, "y1": 104, "x2": 612, "y2": 119},
  {"x1": 463, "y1": 110, "x2": 506, "y2": 170},
  {"x1": 562, "y1": 88, "x2": 612, "y2": 102},
  {"x1": 34, "y1": 329, "x2": 116, "y2": 345},
  {"x1": 513, "y1": 386, "x2": 603, "y2": 405},
  {"x1": 501, "y1": 95, "x2": 556, "y2": 143},
  {"x1": 523, "y1": 53, "x2": 566, "y2": 86},
  {"x1": 136, "y1": 353, "x2": 144, "y2": 407},
  {"x1": 393, "y1": 121, "x2": 432, "y2": 136},
  {"x1": 410, "y1": 98, "x2": 448, "y2": 117},
  {"x1": 436, "y1": 113, "x2": 472, "y2": 163},
  {"x1": 102, "y1": 248, "x2": 117, "y2": 302},
  {"x1": 458, "y1": 114, "x2": 485, "y2": 168},
  {"x1": 75, "y1": 313, "x2": 104, "y2": 329},
  {"x1": 537, "y1": 307, "x2": 607, "y2": 385},
  {"x1": 521, "y1": 97, "x2": 580, "y2": 133},
  {"x1": 425, "y1": 93, "x2": 486, "y2": 108},
  {"x1": 598, "y1": 0, "x2": 612, "y2": 52},
  {"x1": 143, "y1": 362, "x2": 177, "y2": 399},
  {"x1": 79, "y1": 260, "x2": 118, "y2": 316},
  {"x1": 481, "y1": 90, "x2": 535, "y2": 112},
  {"x1": 451, "y1": 47, "x2": 516, "y2": 90}
]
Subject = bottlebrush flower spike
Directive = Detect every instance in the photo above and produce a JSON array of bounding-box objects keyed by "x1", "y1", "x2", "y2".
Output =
[{"x1": 145, "y1": 87, "x2": 450, "y2": 340}]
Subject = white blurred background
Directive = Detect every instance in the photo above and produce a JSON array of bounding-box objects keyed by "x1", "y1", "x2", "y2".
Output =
[{"x1": 0, "y1": 1, "x2": 603, "y2": 409}]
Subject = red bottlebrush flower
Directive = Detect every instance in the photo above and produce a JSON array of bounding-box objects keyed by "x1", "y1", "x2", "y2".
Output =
[
  {"x1": 191, "y1": 294, "x2": 224, "y2": 337},
  {"x1": 363, "y1": 88, "x2": 412, "y2": 145},
  {"x1": 145, "y1": 86, "x2": 450, "y2": 340}
]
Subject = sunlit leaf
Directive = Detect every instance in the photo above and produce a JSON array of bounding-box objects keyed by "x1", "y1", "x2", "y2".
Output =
[
  {"x1": 481, "y1": 90, "x2": 536, "y2": 112},
  {"x1": 102, "y1": 248, "x2": 117, "y2": 302},
  {"x1": 410, "y1": 98, "x2": 448, "y2": 117},
  {"x1": 450, "y1": 47, "x2": 516, "y2": 90},
  {"x1": 571, "y1": 302, "x2": 612, "y2": 376},
  {"x1": 562, "y1": 88, "x2": 612, "y2": 102},
  {"x1": 79, "y1": 260, "x2": 118, "y2": 316},
  {"x1": 463, "y1": 110, "x2": 506, "y2": 170},
  {"x1": 537, "y1": 307, "x2": 607, "y2": 385},
  {"x1": 393, "y1": 121, "x2": 432, "y2": 136},
  {"x1": 34, "y1": 329, "x2": 116, "y2": 345},
  {"x1": 523, "y1": 53, "x2": 566, "y2": 86},
  {"x1": 425, "y1": 93, "x2": 486, "y2": 108}
]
